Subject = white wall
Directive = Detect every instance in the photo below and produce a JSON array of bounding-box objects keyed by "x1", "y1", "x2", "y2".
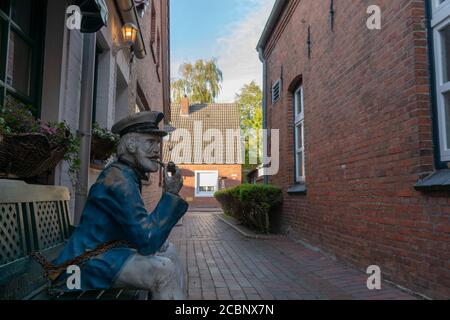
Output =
[{"x1": 39, "y1": 0, "x2": 138, "y2": 222}]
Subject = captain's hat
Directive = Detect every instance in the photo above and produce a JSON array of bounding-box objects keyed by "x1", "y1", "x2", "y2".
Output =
[{"x1": 112, "y1": 111, "x2": 168, "y2": 137}]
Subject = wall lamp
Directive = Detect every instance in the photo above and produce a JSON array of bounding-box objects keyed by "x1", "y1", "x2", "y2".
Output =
[{"x1": 113, "y1": 22, "x2": 138, "y2": 60}]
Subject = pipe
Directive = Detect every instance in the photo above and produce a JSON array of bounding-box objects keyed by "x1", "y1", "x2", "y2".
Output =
[
  {"x1": 115, "y1": 0, "x2": 147, "y2": 59},
  {"x1": 258, "y1": 48, "x2": 269, "y2": 185},
  {"x1": 74, "y1": 33, "x2": 96, "y2": 226}
]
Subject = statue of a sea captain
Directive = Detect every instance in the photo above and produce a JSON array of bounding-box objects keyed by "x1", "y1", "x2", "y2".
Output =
[{"x1": 52, "y1": 111, "x2": 188, "y2": 300}]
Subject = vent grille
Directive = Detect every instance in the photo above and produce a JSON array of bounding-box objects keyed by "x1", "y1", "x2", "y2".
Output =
[{"x1": 272, "y1": 80, "x2": 281, "y2": 104}]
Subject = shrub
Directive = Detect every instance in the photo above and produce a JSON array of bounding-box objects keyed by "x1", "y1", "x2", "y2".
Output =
[
  {"x1": 214, "y1": 187, "x2": 240, "y2": 217},
  {"x1": 214, "y1": 184, "x2": 282, "y2": 234}
]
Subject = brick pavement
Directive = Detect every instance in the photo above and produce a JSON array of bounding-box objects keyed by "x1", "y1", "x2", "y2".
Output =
[{"x1": 169, "y1": 211, "x2": 417, "y2": 300}]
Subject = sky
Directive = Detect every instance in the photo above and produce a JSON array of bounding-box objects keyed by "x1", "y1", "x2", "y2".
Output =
[{"x1": 170, "y1": 0, "x2": 276, "y2": 103}]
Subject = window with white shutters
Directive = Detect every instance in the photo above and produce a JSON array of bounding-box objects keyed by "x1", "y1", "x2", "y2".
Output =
[{"x1": 195, "y1": 171, "x2": 219, "y2": 197}]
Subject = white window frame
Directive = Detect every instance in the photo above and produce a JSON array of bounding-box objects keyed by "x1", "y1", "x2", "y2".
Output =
[
  {"x1": 432, "y1": 0, "x2": 450, "y2": 26},
  {"x1": 432, "y1": 0, "x2": 450, "y2": 161},
  {"x1": 195, "y1": 171, "x2": 219, "y2": 198},
  {"x1": 294, "y1": 86, "x2": 305, "y2": 182}
]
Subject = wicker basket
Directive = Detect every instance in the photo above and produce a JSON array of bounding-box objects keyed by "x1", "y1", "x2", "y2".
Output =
[
  {"x1": 0, "y1": 133, "x2": 68, "y2": 178},
  {"x1": 90, "y1": 135, "x2": 117, "y2": 162}
]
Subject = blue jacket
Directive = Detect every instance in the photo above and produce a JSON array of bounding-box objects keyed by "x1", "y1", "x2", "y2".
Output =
[{"x1": 53, "y1": 161, "x2": 188, "y2": 291}]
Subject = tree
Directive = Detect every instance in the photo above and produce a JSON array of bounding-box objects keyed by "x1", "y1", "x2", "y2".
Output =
[
  {"x1": 171, "y1": 59, "x2": 223, "y2": 104},
  {"x1": 235, "y1": 81, "x2": 263, "y2": 171}
]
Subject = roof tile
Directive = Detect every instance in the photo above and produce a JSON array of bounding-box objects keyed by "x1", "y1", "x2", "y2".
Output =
[{"x1": 163, "y1": 103, "x2": 243, "y2": 165}]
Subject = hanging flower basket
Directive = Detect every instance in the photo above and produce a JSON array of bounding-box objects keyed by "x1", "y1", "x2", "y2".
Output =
[
  {"x1": 0, "y1": 103, "x2": 80, "y2": 181},
  {"x1": 0, "y1": 132, "x2": 69, "y2": 178},
  {"x1": 90, "y1": 135, "x2": 117, "y2": 162},
  {"x1": 90, "y1": 123, "x2": 119, "y2": 162}
]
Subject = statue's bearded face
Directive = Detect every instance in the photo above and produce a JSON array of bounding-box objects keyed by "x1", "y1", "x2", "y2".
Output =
[{"x1": 132, "y1": 134, "x2": 162, "y2": 173}]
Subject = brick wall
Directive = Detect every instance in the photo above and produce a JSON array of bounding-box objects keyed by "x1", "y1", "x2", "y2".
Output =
[
  {"x1": 178, "y1": 164, "x2": 242, "y2": 209},
  {"x1": 133, "y1": 0, "x2": 170, "y2": 211},
  {"x1": 130, "y1": 0, "x2": 164, "y2": 113},
  {"x1": 262, "y1": 0, "x2": 449, "y2": 299}
]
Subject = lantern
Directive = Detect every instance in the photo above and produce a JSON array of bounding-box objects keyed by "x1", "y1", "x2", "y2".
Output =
[{"x1": 121, "y1": 22, "x2": 138, "y2": 47}]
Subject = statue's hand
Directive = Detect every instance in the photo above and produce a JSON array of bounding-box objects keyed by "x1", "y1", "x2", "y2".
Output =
[{"x1": 163, "y1": 165, "x2": 183, "y2": 196}]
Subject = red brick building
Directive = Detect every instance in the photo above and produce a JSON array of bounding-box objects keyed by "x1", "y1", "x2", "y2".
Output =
[
  {"x1": 164, "y1": 98, "x2": 243, "y2": 209},
  {"x1": 257, "y1": 0, "x2": 449, "y2": 299}
]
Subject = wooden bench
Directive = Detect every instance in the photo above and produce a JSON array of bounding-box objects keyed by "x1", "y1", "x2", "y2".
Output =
[{"x1": 0, "y1": 179, "x2": 148, "y2": 300}]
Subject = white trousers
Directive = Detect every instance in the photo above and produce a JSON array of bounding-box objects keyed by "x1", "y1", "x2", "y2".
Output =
[{"x1": 113, "y1": 241, "x2": 186, "y2": 300}]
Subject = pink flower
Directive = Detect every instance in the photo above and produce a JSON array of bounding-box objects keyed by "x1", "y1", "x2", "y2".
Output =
[{"x1": 39, "y1": 122, "x2": 58, "y2": 135}]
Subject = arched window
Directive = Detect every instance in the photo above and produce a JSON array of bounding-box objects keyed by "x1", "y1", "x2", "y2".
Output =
[
  {"x1": 431, "y1": 0, "x2": 450, "y2": 162},
  {"x1": 293, "y1": 84, "x2": 305, "y2": 182}
]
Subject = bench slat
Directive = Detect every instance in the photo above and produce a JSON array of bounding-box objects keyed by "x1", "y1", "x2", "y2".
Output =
[
  {"x1": 1, "y1": 180, "x2": 72, "y2": 300},
  {"x1": 0, "y1": 180, "x2": 70, "y2": 203}
]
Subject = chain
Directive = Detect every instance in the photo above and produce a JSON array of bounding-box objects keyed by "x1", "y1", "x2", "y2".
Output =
[{"x1": 31, "y1": 240, "x2": 134, "y2": 282}]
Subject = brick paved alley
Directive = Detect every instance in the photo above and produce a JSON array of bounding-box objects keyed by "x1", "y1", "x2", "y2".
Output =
[{"x1": 169, "y1": 211, "x2": 417, "y2": 300}]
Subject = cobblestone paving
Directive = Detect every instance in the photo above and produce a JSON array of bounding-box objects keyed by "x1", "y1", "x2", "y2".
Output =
[{"x1": 169, "y1": 212, "x2": 416, "y2": 300}]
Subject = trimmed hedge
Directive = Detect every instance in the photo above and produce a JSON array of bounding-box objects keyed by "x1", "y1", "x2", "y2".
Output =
[{"x1": 214, "y1": 184, "x2": 282, "y2": 234}]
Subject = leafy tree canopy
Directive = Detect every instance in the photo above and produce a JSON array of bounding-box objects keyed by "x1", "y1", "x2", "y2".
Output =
[
  {"x1": 171, "y1": 59, "x2": 223, "y2": 104},
  {"x1": 235, "y1": 81, "x2": 263, "y2": 171}
]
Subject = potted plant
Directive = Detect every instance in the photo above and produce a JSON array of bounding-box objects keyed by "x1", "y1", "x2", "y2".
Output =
[
  {"x1": 90, "y1": 122, "x2": 119, "y2": 162},
  {"x1": 0, "y1": 104, "x2": 79, "y2": 180}
]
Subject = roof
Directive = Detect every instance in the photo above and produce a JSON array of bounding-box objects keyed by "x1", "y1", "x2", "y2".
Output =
[
  {"x1": 163, "y1": 103, "x2": 243, "y2": 165},
  {"x1": 256, "y1": 0, "x2": 287, "y2": 59}
]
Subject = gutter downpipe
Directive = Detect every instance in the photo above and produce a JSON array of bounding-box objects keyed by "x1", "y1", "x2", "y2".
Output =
[
  {"x1": 115, "y1": 0, "x2": 147, "y2": 59},
  {"x1": 74, "y1": 33, "x2": 97, "y2": 225},
  {"x1": 258, "y1": 48, "x2": 269, "y2": 185}
]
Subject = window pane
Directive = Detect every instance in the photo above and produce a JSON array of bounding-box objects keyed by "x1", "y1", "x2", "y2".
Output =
[
  {"x1": 296, "y1": 123, "x2": 303, "y2": 149},
  {"x1": 444, "y1": 92, "x2": 450, "y2": 149},
  {"x1": 197, "y1": 172, "x2": 218, "y2": 194},
  {"x1": 7, "y1": 31, "x2": 31, "y2": 95},
  {"x1": 0, "y1": 1, "x2": 9, "y2": 14},
  {"x1": 296, "y1": 151, "x2": 304, "y2": 179},
  {"x1": 441, "y1": 24, "x2": 450, "y2": 83},
  {"x1": 11, "y1": 0, "x2": 32, "y2": 34},
  {"x1": 199, "y1": 186, "x2": 215, "y2": 192},
  {"x1": 198, "y1": 172, "x2": 217, "y2": 186},
  {"x1": 295, "y1": 89, "x2": 302, "y2": 115}
]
